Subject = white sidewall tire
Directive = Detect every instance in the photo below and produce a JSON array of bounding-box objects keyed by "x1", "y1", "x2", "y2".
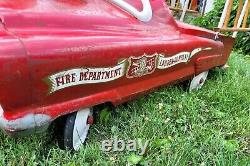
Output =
[
  {"x1": 73, "y1": 108, "x2": 91, "y2": 151},
  {"x1": 189, "y1": 71, "x2": 209, "y2": 91},
  {"x1": 64, "y1": 108, "x2": 92, "y2": 151}
]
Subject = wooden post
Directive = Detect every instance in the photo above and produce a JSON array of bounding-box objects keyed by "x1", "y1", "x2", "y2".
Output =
[
  {"x1": 180, "y1": 0, "x2": 190, "y2": 21},
  {"x1": 234, "y1": 0, "x2": 244, "y2": 28},
  {"x1": 171, "y1": 0, "x2": 177, "y2": 7},
  {"x1": 189, "y1": 0, "x2": 194, "y2": 10},
  {"x1": 242, "y1": 1, "x2": 250, "y2": 28},
  {"x1": 215, "y1": 27, "x2": 250, "y2": 32},
  {"x1": 201, "y1": 0, "x2": 208, "y2": 16},
  {"x1": 233, "y1": 0, "x2": 249, "y2": 37},
  {"x1": 218, "y1": 0, "x2": 232, "y2": 28},
  {"x1": 223, "y1": 0, "x2": 234, "y2": 28},
  {"x1": 176, "y1": 0, "x2": 181, "y2": 8},
  {"x1": 190, "y1": 0, "x2": 198, "y2": 11}
]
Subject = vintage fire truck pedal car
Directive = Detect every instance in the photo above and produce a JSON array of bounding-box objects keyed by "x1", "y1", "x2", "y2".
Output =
[{"x1": 0, "y1": 0, "x2": 234, "y2": 150}]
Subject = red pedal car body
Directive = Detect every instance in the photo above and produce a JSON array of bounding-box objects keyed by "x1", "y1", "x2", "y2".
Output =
[{"x1": 0, "y1": 0, "x2": 234, "y2": 150}]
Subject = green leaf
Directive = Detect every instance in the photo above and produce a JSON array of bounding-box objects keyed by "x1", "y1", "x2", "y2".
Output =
[
  {"x1": 99, "y1": 108, "x2": 111, "y2": 125},
  {"x1": 223, "y1": 139, "x2": 240, "y2": 152},
  {"x1": 127, "y1": 154, "x2": 143, "y2": 165},
  {"x1": 213, "y1": 110, "x2": 226, "y2": 119},
  {"x1": 153, "y1": 138, "x2": 171, "y2": 149},
  {"x1": 111, "y1": 126, "x2": 118, "y2": 134}
]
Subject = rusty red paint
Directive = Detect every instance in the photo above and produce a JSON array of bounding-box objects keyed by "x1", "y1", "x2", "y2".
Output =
[
  {"x1": 0, "y1": 0, "x2": 234, "y2": 134},
  {"x1": 87, "y1": 116, "x2": 94, "y2": 125}
]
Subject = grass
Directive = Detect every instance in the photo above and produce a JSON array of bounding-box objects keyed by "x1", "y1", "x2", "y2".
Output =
[{"x1": 0, "y1": 52, "x2": 249, "y2": 166}]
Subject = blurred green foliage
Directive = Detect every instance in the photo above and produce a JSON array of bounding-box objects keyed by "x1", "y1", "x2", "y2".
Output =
[{"x1": 191, "y1": 0, "x2": 250, "y2": 55}]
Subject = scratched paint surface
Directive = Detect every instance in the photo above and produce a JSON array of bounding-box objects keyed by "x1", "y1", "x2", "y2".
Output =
[{"x1": 0, "y1": 0, "x2": 234, "y2": 134}]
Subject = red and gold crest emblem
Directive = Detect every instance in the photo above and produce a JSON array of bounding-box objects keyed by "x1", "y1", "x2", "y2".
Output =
[{"x1": 126, "y1": 54, "x2": 157, "y2": 78}]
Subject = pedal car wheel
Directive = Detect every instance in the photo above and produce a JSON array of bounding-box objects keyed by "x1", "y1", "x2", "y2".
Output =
[
  {"x1": 189, "y1": 71, "x2": 209, "y2": 91},
  {"x1": 62, "y1": 108, "x2": 93, "y2": 151}
]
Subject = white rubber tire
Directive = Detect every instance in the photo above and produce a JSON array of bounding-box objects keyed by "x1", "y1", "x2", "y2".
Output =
[
  {"x1": 63, "y1": 108, "x2": 92, "y2": 151},
  {"x1": 189, "y1": 71, "x2": 209, "y2": 91}
]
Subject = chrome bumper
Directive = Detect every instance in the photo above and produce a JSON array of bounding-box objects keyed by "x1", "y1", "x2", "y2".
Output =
[{"x1": 0, "y1": 105, "x2": 52, "y2": 136}]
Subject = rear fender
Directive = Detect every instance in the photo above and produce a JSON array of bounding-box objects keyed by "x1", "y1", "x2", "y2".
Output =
[{"x1": 219, "y1": 35, "x2": 235, "y2": 65}]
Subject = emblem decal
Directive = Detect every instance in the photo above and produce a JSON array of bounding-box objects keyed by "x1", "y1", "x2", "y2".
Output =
[
  {"x1": 157, "y1": 48, "x2": 208, "y2": 69},
  {"x1": 46, "y1": 60, "x2": 127, "y2": 94},
  {"x1": 45, "y1": 47, "x2": 212, "y2": 94},
  {"x1": 126, "y1": 54, "x2": 157, "y2": 78}
]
